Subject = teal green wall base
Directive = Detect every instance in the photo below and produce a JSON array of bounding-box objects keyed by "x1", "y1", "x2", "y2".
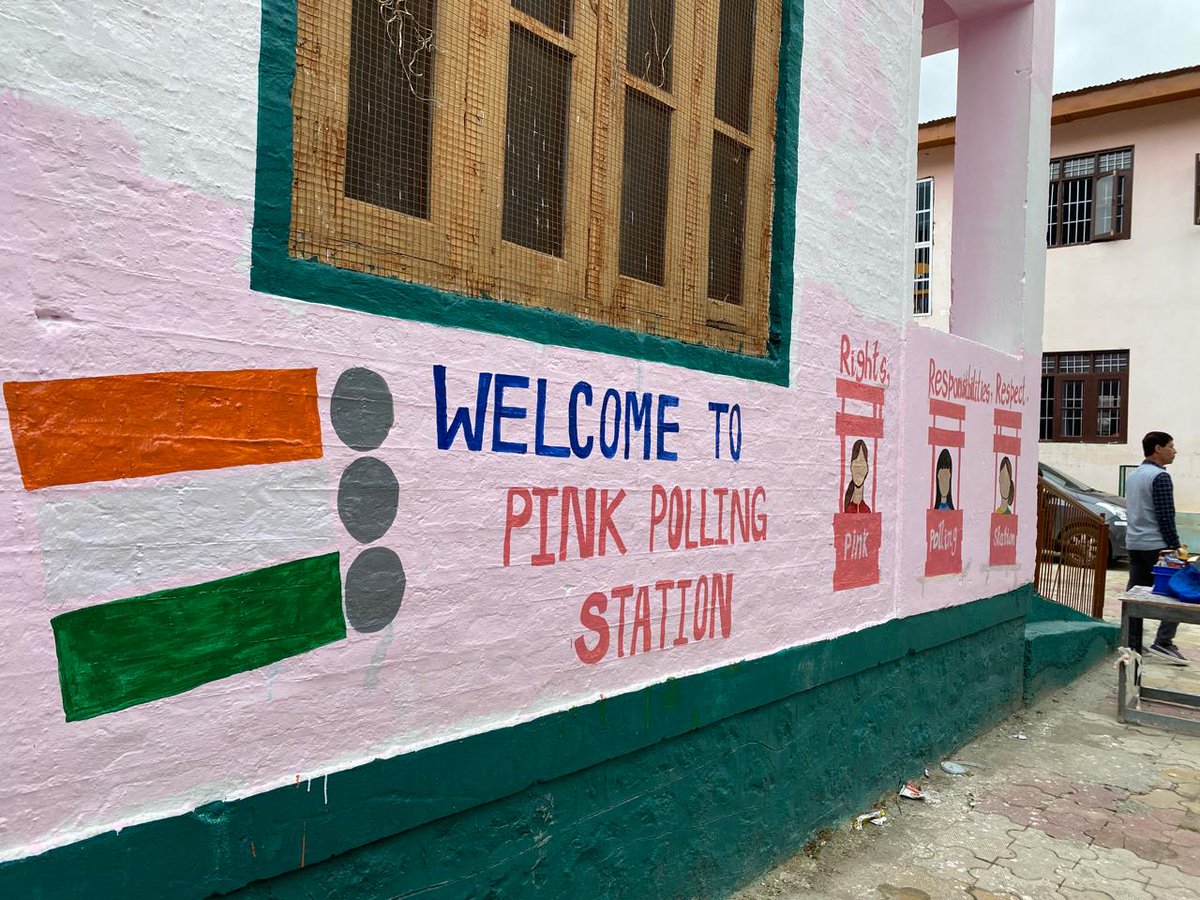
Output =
[
  {"x1": 0, "y1": 588, "x2": 1034, "y2": 900},
  {"x1": 1023, "y1": 592, "x2": 1119, "y2": 706},
  {"x1": 1023, "y1": 620, "x2": 1119, "y2": 706}
]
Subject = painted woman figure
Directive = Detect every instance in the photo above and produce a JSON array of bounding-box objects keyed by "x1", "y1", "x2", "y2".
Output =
[
  {"x1": 933, "y1": 448, "x2": 955, "y2": 510},
  {"x1": 843, "y1": 439, "x2": 871, "y2": 513},
  {"x1": 995, "y1": 456, "x2": 1015, "y2": 515}
]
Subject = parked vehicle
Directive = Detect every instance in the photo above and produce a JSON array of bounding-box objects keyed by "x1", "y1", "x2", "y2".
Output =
[{"x1": 1038, "y1": 462, "x2": 1128, "y2": 563}]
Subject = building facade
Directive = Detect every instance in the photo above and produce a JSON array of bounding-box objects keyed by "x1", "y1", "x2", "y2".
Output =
[
  {"x1": 2, "y1": 0, "x2": 1055, "y2": 895},
  {"x1": 918, "y1": 66, "x2": 1200, "y2": 512}
]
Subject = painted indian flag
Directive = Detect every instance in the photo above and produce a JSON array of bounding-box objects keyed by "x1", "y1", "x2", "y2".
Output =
[{"x1": 3, "y1": 369, "x2": 347, "y2": 720}]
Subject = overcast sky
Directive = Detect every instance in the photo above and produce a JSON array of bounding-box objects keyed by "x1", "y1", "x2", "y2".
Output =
[{"x1": 919, "y1": 0, "x2": 1200, "y2": 122}]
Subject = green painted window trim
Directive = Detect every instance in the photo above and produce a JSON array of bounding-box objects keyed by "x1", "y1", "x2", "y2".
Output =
[
  {"x1": 250, "y1": 0, "x2": 803, "y2": 385},
  {"x1": 0, "y1": 585, "x2": 1032, "y2": 899}
]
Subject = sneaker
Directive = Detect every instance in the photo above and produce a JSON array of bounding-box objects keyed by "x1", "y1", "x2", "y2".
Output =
[{"x1": 1148, "y1": 643, "x2": 1190, "y2": 666}]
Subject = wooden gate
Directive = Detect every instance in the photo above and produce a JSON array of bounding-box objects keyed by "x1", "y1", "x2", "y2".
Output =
[{"x1": 1034, "y1": 477, "x2": 1109, "y2": 618}]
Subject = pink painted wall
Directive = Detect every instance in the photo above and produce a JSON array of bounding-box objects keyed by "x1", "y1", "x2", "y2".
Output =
[{"x1": 0, "y1": 0, "x2": 1052, "y2": 864}]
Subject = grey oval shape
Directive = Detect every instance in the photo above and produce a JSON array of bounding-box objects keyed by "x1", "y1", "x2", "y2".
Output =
[
  {"x1": 338, "y1": 457, "x2": 399, "y2": 543},
  {"x1": 344, "y1": 547, "x2": 406, "y2": 633},
  {"x1": 330, "y1": 367, "x2": 394, "y2": 451}
]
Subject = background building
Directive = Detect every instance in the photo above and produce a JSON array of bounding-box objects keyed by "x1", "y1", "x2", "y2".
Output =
[{"x1": 918, "y1": 66, "x2": 1200, "y2": 521}]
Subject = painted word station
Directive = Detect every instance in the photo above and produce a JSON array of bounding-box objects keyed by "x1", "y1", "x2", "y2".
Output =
[{"x1": 574, "y1": 573, "x2": 736, "y2": 665}]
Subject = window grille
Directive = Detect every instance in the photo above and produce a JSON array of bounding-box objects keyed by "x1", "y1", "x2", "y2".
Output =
[
  {"x1": 1040, "y1": 351, "x2": 1130, "y2": 443},
  {"x1": 289, "y1": 0, "x2": 782, "y2": 355},
  {"x1": 1047, "y1": 147, "x2": 1133, "y2": 247}
]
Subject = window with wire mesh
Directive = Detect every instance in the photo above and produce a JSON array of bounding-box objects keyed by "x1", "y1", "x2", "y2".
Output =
[
  {"x1": 289, "y1": 0, "x2": 782, "y2": 356},
  {"x1": 1047, "y1": 148, "x2": 1133, "y2": 247},
  {"x1": 1039, "y1": 351, "x2": 1129, "y2": 443},
  {"x1": 913, "y1": 177, "x2": 932, "y2": 316}
]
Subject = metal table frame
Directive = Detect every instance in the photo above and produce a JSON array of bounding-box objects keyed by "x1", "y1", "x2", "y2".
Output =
[{"x1": 1118, "y1": 589, "x2": 1200, "y2": 736}]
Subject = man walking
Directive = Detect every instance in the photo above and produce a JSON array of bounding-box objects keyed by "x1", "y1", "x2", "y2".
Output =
[{"x1": 1125, "y1": 431, "x2": 1186, "y2": 663}]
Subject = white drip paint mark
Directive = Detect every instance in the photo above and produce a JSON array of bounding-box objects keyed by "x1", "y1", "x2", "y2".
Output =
[{"x1": 324, "y1": 775, "x2": 329, "y2": 805}]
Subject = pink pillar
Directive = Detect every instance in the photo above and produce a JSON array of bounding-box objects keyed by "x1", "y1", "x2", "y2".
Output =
[{"x1": 947, "y1": 0, "x2": 1054, "y2": 355}]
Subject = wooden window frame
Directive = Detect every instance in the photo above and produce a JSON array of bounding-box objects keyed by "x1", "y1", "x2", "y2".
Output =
[
  {"x1": 286, "y1": 0, "x2": 781, "y2": 357},
  {"x1": 1038, "y1": 351, "x2": 1130, "y2": 444},
  {"x1": 1046, "y1": 146, "x2": 1134, "y2": 248}
]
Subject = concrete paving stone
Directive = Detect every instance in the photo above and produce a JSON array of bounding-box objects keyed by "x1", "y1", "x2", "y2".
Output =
[
  {"x1": 939, "y1": 813, "x2": 1022, "y2": 864},
  {"x1": 1138, "y1": 861, "x2": 1200, "y2": 892},
  {"x1": 1146, "y1": 807, "x2": 1186, "y2": 826},
  {"x1": 1166, "y1": 827, "x2": 1200, "y2": 849},
  {"x1": 976, "y1": 800, "x2": 1035, "y2": 829},
  {"x1": 1138, "y1": 790, "x2": 1187, "y2": 811},
  {"x1": 1060, "y1": 868, "x2": 1154, "y2": 900},
  {"x1": 1093, "y1": 826, "x2": 1128, "y2": 850},
  {"x1": 996, "y1": 840, "x2": 1073, "y2": 882},
  {"x1": 1173, "y1": 782, "x2": 1200, "y2": 801},
  {"x1": 1121, "y1": 836, "x2": 1177, "y2": 866},
  {"x1": 1058, "y1": 889, "x2": 1118, "y2": 900},
  {"x1": 1009, "y1": 826, "x2": 1097, "y2": 864},
  {"x1": 1076, "y1": 845, "x2": 1158, "y2": 882},
  {"x1": 968, "y1": 860, "x2": 1063, "y2": 900},
  {"x1": 1144, "y1": 887, "x2": 1197, "y2": 900},
  {"x1": 1162, "y1": 767, "x2": 1200, "y2": 788},
  {"x1": 910, "y1": 843, "x2": 988, "y2": 883}
]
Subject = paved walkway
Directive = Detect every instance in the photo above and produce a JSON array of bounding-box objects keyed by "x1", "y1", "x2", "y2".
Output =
[{"x1": 732, "y1": 568, "x2": 1200, "y2": 899}]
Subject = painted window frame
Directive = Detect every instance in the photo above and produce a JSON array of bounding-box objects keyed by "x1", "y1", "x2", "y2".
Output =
[
  {"x1": 251, "y1": 0, "x2": 803, "y2": 385},
  {"x1": 1194, "y1": 152, "x2": 1199, "y2": 226},
  {"x1": 913, "y1": 176, "x2": 933, "y2": 317},
  {"x1": 1046, "y1": 146, "x2": 1134, "y2": 248},
  {"x1": 1039, "y1": 350, "x2": 1130, "y2": 444}
]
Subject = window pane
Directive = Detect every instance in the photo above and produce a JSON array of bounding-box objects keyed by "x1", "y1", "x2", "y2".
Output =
[
  {"x1": 502, "y1": 25, "x2": 572, "y2": 257},
  {"x1": 1062, "y1": 155, "x2": 1096, "y2": 177},
  {"x1": 1099, "y1": 149, "x2": 1132, "y2": 171},
  {"x1": 1095, "y1": 351, "x2": 1128, "y2": 372},
  {"x1": 1060, "y1": 176, "x2": 1092, "y2": 245},
  {"x1": 1094, "y1": 172, "x2": 1116, "y2": 236},
  {"x1": 1097, "y1": 379, "x2": 1122, "y2": 437},
  {"x1": 1049, "y1": 160, "x2": 1061, "y2": 180},
  {"x1": 915, "y1": 181, "x2": 932, "y2": 244},
  {"x1": 714, "y1": 0, "x2": 756, "y2": 132},
  {"x1": 1046, "y1": 181, "x2": 1059, "y2": 247},
  {"x1": 1060, "y1": 380, "x2": 1083, "y2": 438},
  {"x1": 1040, "y1": 375, "x2": 1055, "y2": 440},
  {"x1": 1059, "y1": 354, "x2": 1090, "y2": 373},
  {"x1": 1041, "y1": 354, "x2": 1056, "y2": 374},
  {"x1": 626, "y1": 0, "x2": 673, "y2": 89},
  {"x1": 513, "y1": 0, "x2": 572, "y2": 35},
  {"x1": 619, "y1": 89, "x2": 671, "y2": 285},
  {"x1": 707, "y1": 134, "x2": 748, "y2": 304},
  {"x1": 913, "y1": 246, "x2": 930, "y2": 315},
  {"x1": 345, "y1": 0, "x2": 438, "y2": 219}
]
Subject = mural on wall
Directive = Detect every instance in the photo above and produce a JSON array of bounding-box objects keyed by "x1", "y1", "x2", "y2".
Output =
[
  {"x1": 925, "y1": 387, "x2": 965, "y2": 577},
  {"x1": 833, "y1": 334, "x2": 890, "y2": 590},
  {"x1": 2, "y1": 366, "x2": 409, "y2": 721},
  {"x1": 990, "y1": 383, "x2": 1026, "y2": 567}
]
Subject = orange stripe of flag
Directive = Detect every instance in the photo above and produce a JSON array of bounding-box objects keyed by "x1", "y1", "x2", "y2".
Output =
[{"x1": 4, "y1": 369, "x2": 323, "y2": 490}]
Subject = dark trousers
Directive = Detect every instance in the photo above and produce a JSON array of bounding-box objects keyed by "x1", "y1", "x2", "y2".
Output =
[{"x1": 1128, "y1": 548, "x2": 1179, "y2": 646}]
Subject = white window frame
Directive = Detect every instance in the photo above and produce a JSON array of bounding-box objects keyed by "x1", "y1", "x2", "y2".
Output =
[{"x1": 914, "y1": 177, "x2": 933, "y2": 317}]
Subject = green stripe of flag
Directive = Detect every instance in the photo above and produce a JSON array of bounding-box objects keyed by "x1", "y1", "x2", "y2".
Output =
[{"x1": 52, "y1": 553, "x2": 345, "y2": 721}]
